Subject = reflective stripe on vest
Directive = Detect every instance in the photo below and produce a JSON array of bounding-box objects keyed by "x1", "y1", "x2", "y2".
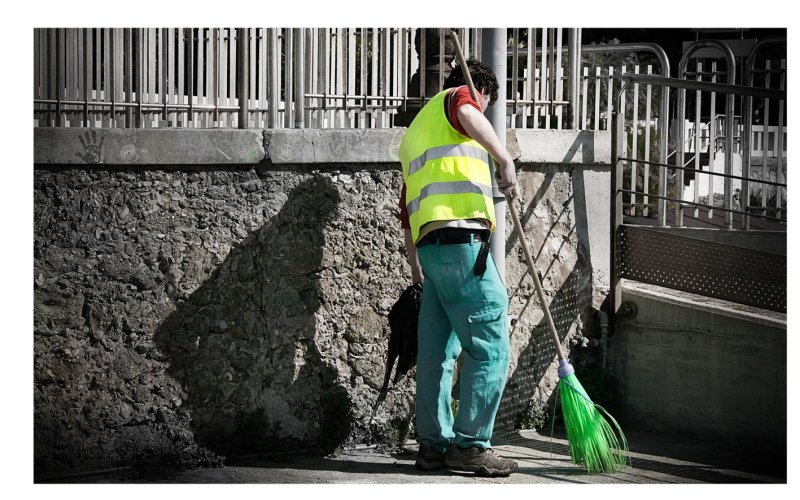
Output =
[
  {"x1": 405, "y1": 180, "x2": 494, "y2": 216},
  {"x1": 407, "y1": 143, "x2": 492, "y2": 177}
]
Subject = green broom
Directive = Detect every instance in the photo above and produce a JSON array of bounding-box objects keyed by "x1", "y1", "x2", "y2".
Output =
[{"x1": 450, "y1": 31, "x2": 629, "y2": 474}]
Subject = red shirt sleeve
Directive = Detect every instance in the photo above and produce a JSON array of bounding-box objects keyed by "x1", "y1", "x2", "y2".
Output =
[
  {"x1": 446, "y1": 85, "x2": 484, "y2": 137},
  {"x1": 399, "y1": 183, "x2": 410, "y2": 229}
]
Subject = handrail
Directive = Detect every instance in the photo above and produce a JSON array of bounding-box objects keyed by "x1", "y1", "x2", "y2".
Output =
[
  {"x1": 677, "y1": 41, "x2": 737, "y2": 228},
  {"x1": 584, "y1": 43, "x2": 671, "y2": 225},
  {"x1": 742, "y1": 36, "x2": 787, "y2": 229}
]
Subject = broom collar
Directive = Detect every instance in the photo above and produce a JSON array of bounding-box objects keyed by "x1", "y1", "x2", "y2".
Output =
[{"x1": 558, "y1": 360, "x2": 575, "y2": 378}]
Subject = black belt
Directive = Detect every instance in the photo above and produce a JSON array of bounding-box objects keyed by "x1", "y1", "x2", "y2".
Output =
[
  {"x1": 417, "y1": 228, "x2": 488, "y2": 246},
  {"x1": 417, "y1": 228, "x2": 492, "y2": 278}
]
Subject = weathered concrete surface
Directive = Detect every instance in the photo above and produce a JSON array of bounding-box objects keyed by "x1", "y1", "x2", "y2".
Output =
[
  {"x1": 611, "y1": 280, "x2": 786, "y2": 475},
  {"x1": 33, "y1": 128, "x2": 610, "y2": 477}
]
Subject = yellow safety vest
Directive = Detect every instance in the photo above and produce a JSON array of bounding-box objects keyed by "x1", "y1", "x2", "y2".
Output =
[{"x1": 399, "y1": 88, "x2": 496, "y2": 244}]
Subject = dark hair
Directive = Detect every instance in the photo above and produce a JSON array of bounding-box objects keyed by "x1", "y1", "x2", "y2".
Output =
[{"x1": 444, "y1": 58, "x2": 499, "y2": 105}]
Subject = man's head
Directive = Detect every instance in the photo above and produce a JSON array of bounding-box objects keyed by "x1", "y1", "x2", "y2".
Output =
[{"x1": 444, "y1": 58, "x2": 499, "y2": 108}]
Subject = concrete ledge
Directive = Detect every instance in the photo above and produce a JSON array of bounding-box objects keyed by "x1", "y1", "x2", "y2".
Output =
[
  {"x1": 34, "y1": 128, "x2": 266, "y2": 165},
  {"x1": 622, "y1": 279, "x2": 786, "y2": 329},
  {"x1": 510, "y1": 129, "x2": 611, "y2": 165},
  {"x1": 34, "y1": 127, "x2": 610, "y2": 166},
  {"x1": 265, "y1": 129, "x2": 406, "y2": 164}
]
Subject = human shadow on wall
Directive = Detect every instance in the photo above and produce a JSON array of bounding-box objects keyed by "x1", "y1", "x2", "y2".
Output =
[{"x1": 154, "y1": 176, "x2": 352, "y2": 458}]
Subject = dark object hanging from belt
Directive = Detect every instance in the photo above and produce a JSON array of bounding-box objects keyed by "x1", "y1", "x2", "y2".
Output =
[{"x1": 370, "y1": 282, "x2": 423, "y2": 420}]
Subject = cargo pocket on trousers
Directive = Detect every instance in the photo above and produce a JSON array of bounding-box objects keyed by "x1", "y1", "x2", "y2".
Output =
[{"x1": 466, "y1": 305, "x2": 506, "y2": 361}]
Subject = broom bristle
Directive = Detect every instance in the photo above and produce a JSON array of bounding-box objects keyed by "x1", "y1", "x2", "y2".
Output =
[{"x1": 559, "y1": 372, "x2": 629, "y2": 473}]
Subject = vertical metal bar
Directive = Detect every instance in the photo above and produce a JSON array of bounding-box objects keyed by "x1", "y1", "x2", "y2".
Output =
[
  {"x1": 529, "y1": 28, "x2": 537, "y2": 128},
  {"x1": 196, "y1": 29, "x2": 204, "y2": 126},
  {"x1": 676, "y1": 84, "x2": 686, "y2": 227},
  {"x1": 693, "y1": 61, "x2": 702, "y2": 218},
  {"x1": 370, "y1": 27, "x2": 378, "y2": 127},
  {"x1": 593, "y1": 66, "x2": 601, "y2": 130},
  {"x1": 630, "y1": 65, "x2": 639, "y2": 216},
  {"x1": 268, "y1": 28, "x2": 279, "y2": 128},
  {"x1": 148, "y1": 28, "x2": 156, "y2": 126},
  {"x1": 295, "y1": 28, "x2": 305, "y2": 129},
  {"x1": 284, "y1": 28, "x2": 293, "y2": 128},
  {"x1": 724, "y1": 83, "x2": 735, "y2": 229},
  {"x1": 348, "y1": 28, "x2": 357, "y2": 126},
  {"x1": 657, "y1": 71, "x2": 670, "y2": 227},
  {"x1": 82, "y1": 29, "x2": 90, "y2": 126},
  {"x1": 383, "y1": 27, "x2": 390, "y2": 127},
  {"x1": 219, "y1": 28, "x2": 228, "y2": 127},
  {"x1": 481, "y1": 28, "x2": 507, "y2": 283},
  {"x1": 337, "y1": 28, "x2": 346, "y2": 127},
  {"x1": 643, "y1": 65, "x2": 652, "y2": 217},
  {"x1": 762, "y1": 59, "x2": 771, "y2": 214},
  {"x1": 419, "y1": 28, "x2": 426, "y2": 100},
  {"x1": 124, "y1": 28, "x2": 133, "y2": 127},
  {"x1": 237, "y1": 28, "x2": 249, "y2": 128},
  {"x1": 34, "y1": 29, "x2": 40, "y2": 123},
  {"x1": 111, "y1": 29, "x2": 120, "y2": 127},
  {"x1": 511, "y1": 28, "x2": 519, "y2": 128},
  {"x1": 567, "y1": 28, "x2": 578, "y2": 129},
  {"x1": 619, "y1": 65, "x2": 628, "y2": 215},
  {"x1": 160, "y1": 28, "x2": 168, "y2": 125},
  {"x1": 187, "y1": 28, "x2": 194, "y2": 128},
  {"x1": 581, "y1": 66, "x2": 588, "y2": 130},
  {"x1": 707, "y1": 61, "x2": 717, "y2": 219},
  {"x1": 177, "y1": 28, "x2": 185, "y2": 126},
  {"x1": 610, "y1": 91, "x2": 624, "y2": 313},
  {"x1": 540, "y1": 28, "x2": 548, "y2": 128},
  {"x1": 229, "y1": 27, "x2": 237, "y2": 127},
  {"x1": 741, "y1": 63, "x2": 753, "y2": 229},
  {"x1": 318, "y1": 28, "x2": 329, "y2": 128},
  {"x1": 776, "y1": 58, "x2": 785, "y2": 218},
  {"x1": 607, "y1": 65, "x2": 614, "y2": 132},
  {"x1": 438, "y1": 27, "x2": 445, "y2": 93},
  {"x1": 49, "y1": 29, "x2": 57, "y2": 126},
  {"x1": 135, "y1": 29, "x2": 143, "y2": 128},
  {"x1": 524, "y1": 28, "x2": 534, "y2": 129},
  {"x1": 167, "y1": 28, "x2": 175, "y2": 125},
  {"x1": 555, "y1": 28, "x2": 564, "y2": 128},
  {"x1": 102, "y1": 29, "x2": 111, "y2": 126},
  {"x1": 360, "y1": 28, "x2": 367, "y2": 128}
]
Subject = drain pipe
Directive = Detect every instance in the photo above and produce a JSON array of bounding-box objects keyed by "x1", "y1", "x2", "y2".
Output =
[
  {"x1": 482, "y1": 28, "x2": 508, "y2": 284},
  {"x1": 597, "y1": 310, "x2": 610, "y2": 370}
]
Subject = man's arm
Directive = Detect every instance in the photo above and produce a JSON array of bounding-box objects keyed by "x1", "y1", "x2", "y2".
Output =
[
  {"x1": 404, "y1": 228, "x2": 424, "y2": 285},
  {"x1": 456, "y1": 104, "x2": 518, "y2": 199}
]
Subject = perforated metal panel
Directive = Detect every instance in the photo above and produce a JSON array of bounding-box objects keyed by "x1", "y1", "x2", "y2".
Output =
[{"x1": 616, "y1": 225, "x2": 786, "y2": 312}]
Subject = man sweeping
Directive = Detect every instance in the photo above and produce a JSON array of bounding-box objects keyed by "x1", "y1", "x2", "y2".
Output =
[{"x1": 398, "y1": 58, "x2": 519, "y2": 477}]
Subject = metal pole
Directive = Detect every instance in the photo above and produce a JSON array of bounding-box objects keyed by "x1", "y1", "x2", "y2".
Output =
[
  {"x1": 237, "y1": 28, "x2": 249, "y2": 128},
  {"x1": 568, "y1": 28, "x2": 580, "y2": 129},
  {"x1": 481, "y1": 28, "x2": 507, "y2": 284}
]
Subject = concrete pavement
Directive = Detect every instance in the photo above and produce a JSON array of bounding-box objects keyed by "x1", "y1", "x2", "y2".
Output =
[{"x1": 139, "y1": 429, "x2": 784, "y2": 484}]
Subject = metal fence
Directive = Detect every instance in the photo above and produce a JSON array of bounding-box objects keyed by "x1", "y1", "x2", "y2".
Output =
[{"x1": 33, "y1": 27, "x2": 582, "y2": 130}]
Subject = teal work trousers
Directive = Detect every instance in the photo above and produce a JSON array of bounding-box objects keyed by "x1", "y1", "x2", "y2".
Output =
[{"x1": 415, "y1": 238, "x2": 510, "y2": 452}]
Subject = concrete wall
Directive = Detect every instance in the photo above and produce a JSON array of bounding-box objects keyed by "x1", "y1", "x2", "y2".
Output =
[
  {"x1": 610, "y1": 280, "x2": 786, "y2": 458},
  {"x1": 33, "y1": 127, "x2": 611, "y2": 476}
]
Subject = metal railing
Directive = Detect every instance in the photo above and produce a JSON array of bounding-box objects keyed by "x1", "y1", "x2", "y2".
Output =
[{"x1": 33, "y1": 27, "x2": 582, "y2": 130}]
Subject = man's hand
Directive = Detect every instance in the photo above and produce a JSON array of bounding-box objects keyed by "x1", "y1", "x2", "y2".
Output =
[{"x1": 496, "y1": 161, "x2": 518, "y2": 200}]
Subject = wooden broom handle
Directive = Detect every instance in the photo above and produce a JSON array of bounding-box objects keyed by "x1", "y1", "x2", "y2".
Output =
[{"x1": 449, "y1": 30, "x2": 566, "y2": 361}]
